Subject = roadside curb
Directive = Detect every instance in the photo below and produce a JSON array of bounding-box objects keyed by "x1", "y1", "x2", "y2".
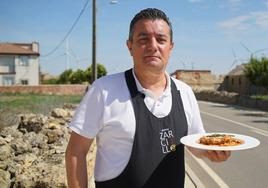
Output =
[{"x1": 185, "y1": 163, "x2": 205, "y2": 188}]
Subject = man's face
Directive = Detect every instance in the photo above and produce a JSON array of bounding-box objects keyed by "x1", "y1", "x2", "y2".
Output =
[{"x1": 127, "y1": 19, "x2": 174, "y2": 74}]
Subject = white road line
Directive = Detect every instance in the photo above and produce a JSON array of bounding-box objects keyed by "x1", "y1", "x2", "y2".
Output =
[
  {"x1": 251, "y1": 129, "x2": 268, "y2": 137},
  {"x1": 201, "y1": 111, "x2": 268, "y2": 137},
  {"x1": 187, "y1": 150, "x2": 230, "y2": 188}
]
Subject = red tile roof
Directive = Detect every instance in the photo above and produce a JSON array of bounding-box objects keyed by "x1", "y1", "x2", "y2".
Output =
[{"x1": 0, "y1": 43, "x2": 40, "y2": 56}]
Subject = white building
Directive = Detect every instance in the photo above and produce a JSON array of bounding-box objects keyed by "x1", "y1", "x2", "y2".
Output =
[{"x1": 0, "y1": 42, "x2": 40, "y2": 86}]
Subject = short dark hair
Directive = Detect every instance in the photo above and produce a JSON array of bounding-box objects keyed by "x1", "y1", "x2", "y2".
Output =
[{"x1": 128, "y1": 8, "x2": 173, "y2": 42}]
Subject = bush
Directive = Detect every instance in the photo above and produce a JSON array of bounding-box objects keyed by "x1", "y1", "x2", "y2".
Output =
[
  {"x1": 41, "y1": 78, "x2": 58, "y2": 85},
  {"x1": 57, "y1": 69, "x2": 73, "y2": 84},
  {"x1": 52, "y1": 64, "x2": 107, "y2": 84},
  {"x1": 69, "y1": 69, "x2": 87, "y2": 84}
]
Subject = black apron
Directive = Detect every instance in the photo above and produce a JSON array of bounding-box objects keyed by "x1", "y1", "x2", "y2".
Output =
[{"x1": 95, "y1": 69, "x2": 188, "y2": 188}]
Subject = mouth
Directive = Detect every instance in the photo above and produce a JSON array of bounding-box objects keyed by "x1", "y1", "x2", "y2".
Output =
[{"x1": 144, "y1": 55, "x2": 160, "y2": 61}]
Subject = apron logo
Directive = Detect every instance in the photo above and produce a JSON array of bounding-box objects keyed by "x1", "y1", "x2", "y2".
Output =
[
  {"x1": 170, "y1": 144, "x2": 176, "y2": 152},
  {"x1": 159, "y1": 128, "x2": 176, "y2": 153}
]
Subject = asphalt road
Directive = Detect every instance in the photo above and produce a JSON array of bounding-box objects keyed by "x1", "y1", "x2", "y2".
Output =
[{"x1": 186, "y1": 101, "x2": 268, "y2": 188}]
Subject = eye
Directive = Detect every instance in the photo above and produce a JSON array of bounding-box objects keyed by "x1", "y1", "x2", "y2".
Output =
[
  {"x1": 157, "y1": 38, "x2": 167, "y2": 44},
  {"x1": 138, "y1": 37, "x2": 148, "y2": 44}
]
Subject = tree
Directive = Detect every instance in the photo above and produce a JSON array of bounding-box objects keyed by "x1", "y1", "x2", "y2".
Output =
[
  {"x1": 52, "y1": 63, "x2": 107, "y2": 84},
  {"x1": 85, "y1": 63, "x2": 107, "y2": 83},
  {"x1": 244, "y1": 56, "x2": 268, "y2": 88},
  {"x1": 57, "y1": 69, "x2": 73, "y2": 84},
  {"x1": 69, "y1": 69, "x2": 87, "y2": 84}
]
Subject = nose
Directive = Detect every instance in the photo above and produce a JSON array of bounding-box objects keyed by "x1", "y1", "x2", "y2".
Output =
[{"x1": 147, "y1": 38, "x2": 158, "y2": 52}]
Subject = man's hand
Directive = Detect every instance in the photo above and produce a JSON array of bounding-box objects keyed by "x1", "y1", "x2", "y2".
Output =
[
  {"x1": 187, "y1": 147, "x2": 231, "y2": 162},
  {"x1": 202, "y1": 150, "x2": 231, "y2": 162}
]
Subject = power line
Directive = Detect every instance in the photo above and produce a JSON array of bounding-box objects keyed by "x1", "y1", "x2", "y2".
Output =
[
  {"x1": 42, "y1": 53, "x2": 65, "y2": 62},
  {"x1": 41, "y1": 0, "x2": 90, "y2": 57}
]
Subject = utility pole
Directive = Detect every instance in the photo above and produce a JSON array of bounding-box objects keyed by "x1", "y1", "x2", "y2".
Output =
[
  {"x1": 91, "y1": 0, "x2": 118, "y2": 83},
  {"x1": 92, "y1": 0, "x2": 97, "y2": 82}
]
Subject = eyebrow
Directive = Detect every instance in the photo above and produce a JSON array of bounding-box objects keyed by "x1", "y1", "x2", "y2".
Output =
[
  {"x1": 137, "y1": 32, "x2": 168, "y2": 38},
  {"x1": 137, "y1": 32, "x2": 148, "y2": 38}
]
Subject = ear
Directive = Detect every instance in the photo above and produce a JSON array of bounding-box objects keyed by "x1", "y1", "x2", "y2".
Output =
[
  {"x1": 126, "y1": 40, "x2": 133, "y2": 56},
  {"x1": 170, "y1": 42, "x2": 174, "y2": 51}
]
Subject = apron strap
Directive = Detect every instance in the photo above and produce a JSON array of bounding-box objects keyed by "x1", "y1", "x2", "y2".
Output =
[{"x1": 125, "y1": 69, "x2": 144, "y2": 99}]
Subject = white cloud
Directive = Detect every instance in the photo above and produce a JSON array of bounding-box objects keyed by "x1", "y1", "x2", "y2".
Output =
[
  {"x1": 251, "y1": 11, "x2": 268, "y2": 28},
  {"x1": 228, "y1": 0, "x2": 243, "y2": 5},
  {"x1": 218, "y1": 15, "x2": 252, "y2": 31},
  {"x1": 227, "y1": 0, "x2": 244, "y2": 10},
  {"x1": 218, "y1": 11, "x2": 268, "y2": 31}
]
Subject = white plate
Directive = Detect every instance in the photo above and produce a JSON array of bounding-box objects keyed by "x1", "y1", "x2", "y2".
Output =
[{"x1": 180, "y1": 133, "x2": 260, "y2": 151}]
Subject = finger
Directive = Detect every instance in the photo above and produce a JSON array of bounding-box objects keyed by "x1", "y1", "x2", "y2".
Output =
[
  {"x1": 207, "y1": 150, "x2": 220, "y2": 162},
  {"x1": 207, "y1": 150, "x2": 230, "y2": 162},
  {"x1": 222, "y1": 151, "x2": 231, "y2": 159},
  {"x1": 215, "y1": 151, "x2": 231, "y2": 161}
]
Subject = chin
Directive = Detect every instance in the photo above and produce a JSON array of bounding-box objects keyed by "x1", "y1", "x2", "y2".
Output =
[
  {"x1": 145, "y1": 60, "x2": 162, "y2": 67},
  {"x1": 144, "y1": 65, "x2": 165, "y2": 74}
]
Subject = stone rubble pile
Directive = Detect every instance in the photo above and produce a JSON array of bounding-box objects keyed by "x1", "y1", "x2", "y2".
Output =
[{"x1": 0, "y1": 104, "x2": 96, "y2": 188}]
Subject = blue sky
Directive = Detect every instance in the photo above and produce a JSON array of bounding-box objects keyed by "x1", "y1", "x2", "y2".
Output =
[{"x1": 1, "y1": 0, "x2": 268, "y2": 76}]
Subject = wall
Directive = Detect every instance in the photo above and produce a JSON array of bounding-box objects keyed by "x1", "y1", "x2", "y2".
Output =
[
  {"x1": 194, "y1": 89, "x2": 268, "y2": 111},
  {"x1": 15, "y1": 55, "x2": 39, "y2": 85},
  {"x1": 1, "y1": 84, "x2": 267, "y2": 111},
  {"x1": 221, "y1": 75, "x2": 268, "y2": 95},
  {"x1": 171, "y1": 70, "x2": 222, "y2": 90},
  {"x1": 0, "y1": 85, "x2": 88, "y2": 95},
  {"x1": 222, "y1": 75, "x2": 251, "y2": 95}
]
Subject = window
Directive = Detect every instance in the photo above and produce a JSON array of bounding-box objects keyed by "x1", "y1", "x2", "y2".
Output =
[
  {"x1": 231, "y1": 78, "x2": 234, "y2": 85},
  {"x1": 239, "y1": 77, "x2": 242, "y2": 85},
  {"x1": 2, "y1": 76, "x2": 14, "y2": 86},
  {"x1": 0, "y1": 56, "x2": 15, "y2": 72},
  {"x1": 20, "y1": 79, "x2": 28, "y2": 85},
  {"x1": 19, "y1": 56, "x2": 29, "y2": 66}
]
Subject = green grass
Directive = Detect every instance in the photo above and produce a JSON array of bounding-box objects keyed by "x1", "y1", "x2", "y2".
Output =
[
  {"x1": 0, "y1": 93, "x2": 83, "y2": 115},
  {"x1": 250, "y1": 95, "x2": 268, "y2": 101}
]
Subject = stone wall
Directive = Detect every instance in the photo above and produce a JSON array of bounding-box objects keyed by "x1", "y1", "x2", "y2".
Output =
[
  {"x1": 0, "y1": 85, "x2": 88, "y2": 95},
  {"x1": 194, "y1": 90, "x2": 240, "y2": 104},
  {"x1": 194, "y1": 89, "x2": 268, "y2": 111}
]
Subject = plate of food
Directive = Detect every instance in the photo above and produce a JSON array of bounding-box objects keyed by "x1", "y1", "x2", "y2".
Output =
[{"x1": 180, "y1": 133, "x2": 260, "y2": 151}]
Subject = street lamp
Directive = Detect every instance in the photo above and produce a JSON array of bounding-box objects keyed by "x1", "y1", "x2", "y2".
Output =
[{"x1": 92, "y1": 0, "x2": 118, "y2": 83}]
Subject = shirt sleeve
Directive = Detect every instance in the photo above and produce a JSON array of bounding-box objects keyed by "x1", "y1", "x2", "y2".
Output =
[
  {"x1": 187, "y1": 88, "x2": 206, "y2": 135},
  {"x1": 69, "y1": 81, "x2": 104, "y2": 139}
]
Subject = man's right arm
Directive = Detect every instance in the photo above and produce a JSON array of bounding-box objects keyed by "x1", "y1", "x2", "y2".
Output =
[{"x1": 65, "y1": 131, "x2": 94, "y2": 188}]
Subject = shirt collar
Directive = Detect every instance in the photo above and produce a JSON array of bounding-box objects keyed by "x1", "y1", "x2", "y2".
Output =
[{"x1": 131, "y1": 69, "x2": 171, "y2": 99}]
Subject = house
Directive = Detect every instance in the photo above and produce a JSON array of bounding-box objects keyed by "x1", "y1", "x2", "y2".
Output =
[
  {"x1": 170, "y1": 69, "x2": 222, "y2": 90},
  {"x1": 0, "y1": 42, "x2": 40, "y2": 86},
  {"x1": 221, "y1": 64, "x2": 268, "y2": 95},
  {"x1": 221, "y1": 64, "x2": 249, "y2": 94}
]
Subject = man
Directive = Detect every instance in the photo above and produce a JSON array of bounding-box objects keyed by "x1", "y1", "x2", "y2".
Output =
[{"x1": 65, "y1": 8, "x2": 231, "y2": 188}]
